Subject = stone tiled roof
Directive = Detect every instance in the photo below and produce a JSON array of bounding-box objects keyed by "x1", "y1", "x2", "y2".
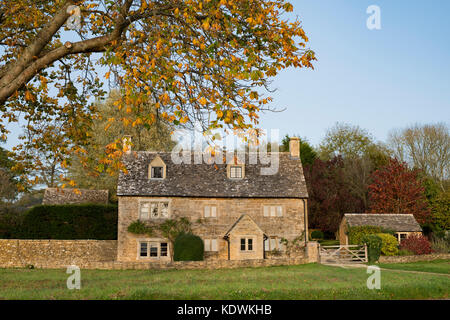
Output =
[
  {"x1": 117, "y1": 152, "x2": 308, "y2": 198},
  {"x1": 344, "y1": 213, "x2": 422, "y2": 232},
  {"x1": 42, "y1": 188, "x2": 109, "y2": 205}
]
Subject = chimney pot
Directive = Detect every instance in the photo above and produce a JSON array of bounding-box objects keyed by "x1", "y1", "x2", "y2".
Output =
[{"x1": 289, "y1": 137, "x2": 300, "y2": 159}]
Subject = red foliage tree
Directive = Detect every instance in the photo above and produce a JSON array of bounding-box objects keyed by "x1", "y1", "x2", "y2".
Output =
[
  {"x1": 368, "y1": 158, "x2": 430, "y2": 224},
  {"x1": 304, "y1": 157, "x2": 365, "y2": 234},
  {"x1": 400, "y1": 235, "x2": 433, "y2": 255}
]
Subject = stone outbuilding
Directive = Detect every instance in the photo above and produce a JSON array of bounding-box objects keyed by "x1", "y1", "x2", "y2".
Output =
[{"x1": 338, "y1": 213, "x2": 423, "y2": 245}]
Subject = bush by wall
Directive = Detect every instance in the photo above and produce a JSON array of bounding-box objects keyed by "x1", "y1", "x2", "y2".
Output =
[
  {"x1": 11, "y1": 204, "x2": 118, "y2": 240},
  {"x1": 361, "y1": 234, "x2": 382, "y2": 263},
  {"x1": 400, "y1": 234, "x2": 433, "y2": 255},
  {"x1": 310, "y1": 230, "x2": 324, "y2": 240},
  {"x1": 376, "y1": 233, "x2": 399, "y2": 256},
  {"x1": 348, "y1": 226, "x2": 383, "y2": 245},
  {"x1": 173, "y1": 233, "x2": 204, "y2": 261}
]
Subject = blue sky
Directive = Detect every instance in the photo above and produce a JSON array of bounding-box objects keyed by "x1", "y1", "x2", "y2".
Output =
[
  {"x1": 3, "y1": 0, "x2": 450, "y2": 150},
  {"x1": 259, "y1": 0, "x2": 450, "y2": 146}
]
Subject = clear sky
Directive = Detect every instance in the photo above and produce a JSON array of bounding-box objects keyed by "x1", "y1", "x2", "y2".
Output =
[
  {"x1": 259, "y1": 0, "x2": 450, "y2": 146},
  {"x1": 3, "y1": 0, "x2": 450, "y2": 150}
]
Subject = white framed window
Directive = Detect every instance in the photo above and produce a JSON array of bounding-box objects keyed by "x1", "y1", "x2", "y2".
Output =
[
  {"x1": 140, "y1": 201, "x2": 170, "y2": 220},
  {"x1": 240, "y1": 238, "x2": 253, "y2": 251},
  {"x1": 204, "y1": 205, "x2": 217, "y2": 218},
  {"x1": 204, "y1": 239, "x2": 218, "y2": 252},
  {"x1": 230, "y1": 166, "x2": 243, "y2": 179},
  {"x1": 139, "y1": 241, "x2": 168, "y2": 258},
  {"x1": 264, "y1": 237, "x2": 285, "y2": 251},
  {"x1": 263, "y1": 205, "x2": 283, "y2": 217}
]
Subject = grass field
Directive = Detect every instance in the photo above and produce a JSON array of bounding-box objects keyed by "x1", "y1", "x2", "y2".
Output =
[
  {"x1": 378, "y1": 259, "x2": 450, "y2": 274},
  {"x1": 0, "y1": 261, "x2": 448, "y2": 300}
]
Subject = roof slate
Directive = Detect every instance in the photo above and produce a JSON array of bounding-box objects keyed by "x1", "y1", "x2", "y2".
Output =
[
  {"x1": 344, "y1": 213, "x2": 422, "y2": 232},
  {"x1": 117, "y1": 152, "x2": 308, "y2": 198}
]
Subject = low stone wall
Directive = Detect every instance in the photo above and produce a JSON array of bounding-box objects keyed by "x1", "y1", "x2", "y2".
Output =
[
  {"x1": 0, "y1": 239, "x2": 318, "y2": 270},
  {"x1": 79, "y1": 256, "x2": 309, "y2": 270},
  {"x1": 379, "y1": 253, "x2": 450, "y2": 264},
  {"x1": 0, "y1": 240, "x2": 117, "y2": 268}
]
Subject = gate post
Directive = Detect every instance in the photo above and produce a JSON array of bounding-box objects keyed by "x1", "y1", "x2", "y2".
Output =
[{"x1": 364, "y1": 244, "x2": 368, "y2": 262}]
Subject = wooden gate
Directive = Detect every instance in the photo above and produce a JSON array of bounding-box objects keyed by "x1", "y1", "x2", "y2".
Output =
[{"x1": 319, "y1": 245, "x2": 367, "y2": 264}]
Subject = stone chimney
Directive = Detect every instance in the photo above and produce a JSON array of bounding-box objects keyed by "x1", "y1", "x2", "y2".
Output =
[
  {"x1": 123, "y1": 135, "x2": 132, "y2": 153},
  {"x1": 289, "y1": 137, "x2": 300, "y2": 159}
]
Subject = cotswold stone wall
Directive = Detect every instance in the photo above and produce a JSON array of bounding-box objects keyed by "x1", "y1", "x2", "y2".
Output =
[
  {"x1": 379, "y1": 253, "x2": 450, "y2": 264},
  {"x1": 0, "y1": 240, "x2": 117, "y2": 268},
  {"x1": 42, "y1": 188, "x2": 109, "y2": 205}
]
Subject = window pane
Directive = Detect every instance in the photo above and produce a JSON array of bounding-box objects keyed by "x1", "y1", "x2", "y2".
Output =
[
  {"x1": 248, "y1": 238, "x2": 253, "y2": 251},
  {"x1": 270, "y1": 206, "x2": 276, "y2": 217},
  {"x1": 240, "y1": 238, "x2": 246, "y2": 251},
  {"x1": 264, "y1": 239, "x2": 269, "y2": 251},
  {"x1": 140, "y1": 242, "x2": 148, "y2": 257},
  {"x1": 160, "y1": 243, "x2": 168, "y2": 256},
  {"x1": 160, "y1": 202, "x2": 169, "y2": 217},
  {"x1": 211, "y1": 206, "x2": 216, "y2": 217},
  {"x1": 270, "y1": 238, "x2": 276, "y2": 250},
  {"x1": 263, "y1": 206, "x2": 269, "y2": 217},
  {"x1": 231, "y1": 166, "x2": 242, "y2": 178},
  {"x1": 211, "y1": 239, "x2": 218, "y2": 251},
  {"x1": 204, "y1": 239, "x2": 211, "y2": 251},
  {"x1": 149, "y1": 243, "x2": 158, "y2": 257},
  {"x1": 277, "y1": 206, "x2": 282, "y2": 217},
  {"x1": 152, "y1": 166, "x2": 163, "y2": 178},
  {"x1": 204, "y1": 206, "x2": 210, "y2": 218},
  {"x1": 140, "y1": 203, "x2": 149, "y2": 220},
  {"x1": 151, "y1": 203, "x2": 159, "y2": 218}
]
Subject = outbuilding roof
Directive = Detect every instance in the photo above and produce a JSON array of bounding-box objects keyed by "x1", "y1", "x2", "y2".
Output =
[{"x1": 343, "y1": 213, "x2": 422, "y2": 232}]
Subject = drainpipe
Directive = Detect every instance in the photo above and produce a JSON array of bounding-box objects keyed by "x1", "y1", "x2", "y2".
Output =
[
  {"x1": 263, "y1": 234, "x2": 268, "y2": 259},
  {"x1": 302, "y1": 199, "x2": 308, "y2": 245},
  {"x1": 224, "y1": 236, "x2": 230, "y2": 260}
]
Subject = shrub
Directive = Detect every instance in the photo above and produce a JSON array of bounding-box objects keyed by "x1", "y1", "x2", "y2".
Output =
[
  {"x1": 310, "y1": 230, "x2": 324, "y2": 240},
  {"x1": 361, "y1": 234, "x2": 382, "y2": 263},
  {"x1": 16, "y1": 204, "x2": 117, "y2": 239},
  {"x1": 127, "y1": 220, "x2": 153, "y2": 236},
  {"x1": 398, "y1": 249, "x2": 414, "y2": 256},
  {"x1": 430, "y1": 236, "x2": 450, "y2": 253},
  {"x1": 173, "y1": 233, "x2": 204, "y2": 261},
  {"x1": 400, "y1": 234, "x2": 433, "y2": 255},
  {"x1": 376, "y1": 233, "x2": 399, "y2": 256},
  {"x1": 348, "y1": 226, "x2": 383, "y2": 245}
]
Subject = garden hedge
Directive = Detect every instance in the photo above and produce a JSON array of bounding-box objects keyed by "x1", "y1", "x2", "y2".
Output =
[
  {"x1": 9, "y1": 204, "x2": 118, "y2": 240},
  {"x1": 173, "y1": 233, "x2": 204, "y2": 261},
  {"x1": 361, "y1": 234, "x2": 382, "y2": 263},
  {"x1": 376, "y1": 233, "x2": 399, "y2": 256}
]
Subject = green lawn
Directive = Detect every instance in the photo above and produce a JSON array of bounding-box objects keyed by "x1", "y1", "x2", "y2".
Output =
[
  {"x1": 0, "y1": 261, "x2": 449, "y2": 300},
  {"x1": 378, "y1": 259, "x2": 450, "y2": 274}
]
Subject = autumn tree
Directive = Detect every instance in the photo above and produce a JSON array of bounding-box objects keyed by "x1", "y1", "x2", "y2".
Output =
[
  {"x1": 304, "y1": 156, "x2": 365, "y2": 234},
  {"x1": 67, "y1": 90, "x2": 174, "y2": 200},
  {"x1": 368, "y1": 158, "x2": 431, "y2": 224},
  {"x1": 0, "y1": 146, "x2": 20, "y2": 204},
  {"x1": 0, "y1": 0, "x2": 315, "y2": 187},
  {"x1": 388, "y1": 123, "x2": 450, "y2": 191}
]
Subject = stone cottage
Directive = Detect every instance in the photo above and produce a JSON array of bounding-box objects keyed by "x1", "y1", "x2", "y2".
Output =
[
  {"x1": 116, "y1": 138, "x2": 309, "y2": 262},
  {"x1": 338, "y1": 213, "x2": 423, "y2": 245}
]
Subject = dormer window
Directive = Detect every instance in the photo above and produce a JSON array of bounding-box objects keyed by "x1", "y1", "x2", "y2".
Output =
[
  {"x1": 151, "y1": 166, "x2": 163, "y2": 179},
  {"x1": 227, "y1": 163, "x2": 245, "y2": 179},
  {"x1": 230, "y1": 166, "x2": 242, "y2": 179},
  {"x1": 149, "y1": 156, "x2": 166, "y2": 180}
]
